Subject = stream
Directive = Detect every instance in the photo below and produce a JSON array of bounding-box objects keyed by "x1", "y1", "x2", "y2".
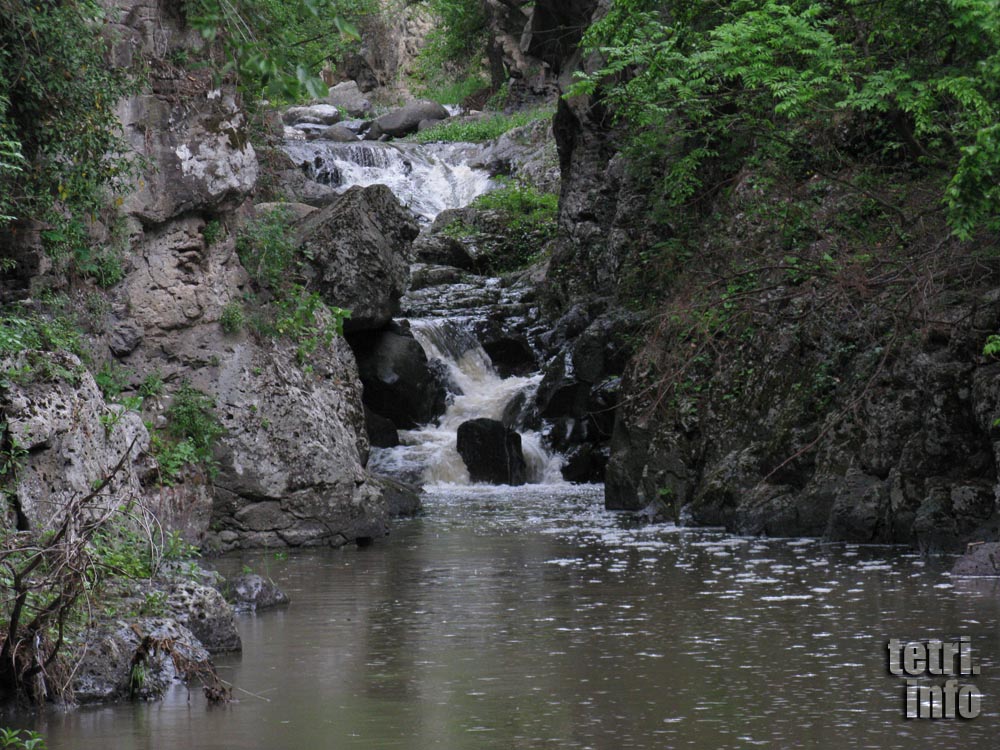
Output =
[{"x1": 17, "y1": 130, "x2": 1000, "y2": 747}]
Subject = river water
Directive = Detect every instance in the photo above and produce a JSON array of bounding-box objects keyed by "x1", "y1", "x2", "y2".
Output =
[{"x1": 27, "y1": 484, "x2": 1000, "y2": 748}]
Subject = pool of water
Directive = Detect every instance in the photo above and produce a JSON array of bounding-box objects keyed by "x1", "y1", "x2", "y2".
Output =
[{"x1": 23, "y1": 484, "x2": 1000, "y2": 748}]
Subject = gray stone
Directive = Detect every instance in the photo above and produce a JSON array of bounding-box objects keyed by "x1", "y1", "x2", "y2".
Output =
[
  {"x1": 283, "y1": 104, "x2": 342, "y2": 127},
  {"x1": 296, "y1": 184, "x2": 420, "y2": 331},
  {"x1": 456, "y1": 418, "x2": 528, "y2": 486},
  {"x1": 317, "y1": 123, "x2": 360, "y2": 142},
  {"x1": 374, "y1": 100, "x2": 449, "y2": 138},
  {"x1": 952, "y1": 542, "x2": 1000, "y2": 576},
  {"x1": 325, "y1": 81, "x2": 372, "y2": 117},
  {"x1": 166, "y1": 582, "x2": 242, "y2": 653},
  {"x1": 225, "y1": 573, "x2": 290, "y2": 612}
]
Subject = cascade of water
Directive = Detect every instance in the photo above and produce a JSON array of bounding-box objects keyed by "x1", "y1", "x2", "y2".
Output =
[
  {"x1": 281, "y1": 140, "x2": 493, "y2": 222},
  {"x1": 370, "y1": 319, "x2": 564, "y2": 487}
]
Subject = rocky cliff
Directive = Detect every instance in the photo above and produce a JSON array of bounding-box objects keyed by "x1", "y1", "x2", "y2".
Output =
[
  {"x1": 528, "y1": 1, "x2": 1000, "y2": 552},
  {"x1": 0, "y1": 0, "x2": 416, "y2": 551}
]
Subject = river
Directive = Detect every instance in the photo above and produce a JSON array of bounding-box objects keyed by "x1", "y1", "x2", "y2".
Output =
[{"x1": 28, "y1": 484, "x2": 1000, "y2": 748}]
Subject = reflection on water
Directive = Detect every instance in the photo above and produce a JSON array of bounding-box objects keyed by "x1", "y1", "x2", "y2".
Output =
[{"x1": 21, "y1": 485, "x2": 1000, "y2": 748}]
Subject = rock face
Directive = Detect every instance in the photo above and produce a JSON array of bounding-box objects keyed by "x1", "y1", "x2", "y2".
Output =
[
  {"x1": 0, "y1": 352, "x2": 150, "y2": 531},
  {"x1": 457, "y1": 418, "x2": 528, "y2": 485},
  {"x1": 373, "y1": 100, "x2": 450, "y2": 138},
  {"x1": 351, "y1": 329, "x2": 448, "y2": 428},
  {"x1": 296, "y1": 185, "x2": 420, "y2": 331}
]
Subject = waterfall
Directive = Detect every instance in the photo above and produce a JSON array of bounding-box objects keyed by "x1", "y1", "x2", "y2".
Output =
[
  {"x1": 282, "y1": 140, "x2": 493, "y2": 222},
  {"x1": 370, "y1": 319, "x2": 564, "y2": 487}
]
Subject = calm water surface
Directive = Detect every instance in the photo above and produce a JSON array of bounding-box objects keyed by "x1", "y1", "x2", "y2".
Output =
[{"x1": 25, "y1": 485, "x2": 1000, "y2": 748}]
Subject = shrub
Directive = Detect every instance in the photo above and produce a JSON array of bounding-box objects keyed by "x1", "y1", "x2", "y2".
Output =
[
  {"x1": 412, "y1": 108, "x2": 553, "y2": 144},
  {"x1": 220, "y1": 301, "x2": 245, "y2": 334}
]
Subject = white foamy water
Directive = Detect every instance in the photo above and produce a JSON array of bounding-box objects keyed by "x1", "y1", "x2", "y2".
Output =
[
  {"x1": 371, "y1": 318, "x2": 564, "y2": 486},
  {"x1": 282, "y1": 139, "x2": 492, "y2": 221}
]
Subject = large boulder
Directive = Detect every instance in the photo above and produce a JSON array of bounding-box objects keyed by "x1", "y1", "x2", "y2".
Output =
[
  {"x1": 283, "y1": 104, "x2": 342, "y2": 127},
  {"x1": 456, "y1": 418, "x2": 528, "y2": 485},
  {"x1": 351, "y1": 329, "x2": 447, "y2": 428},
  {"x1": 325, "y1": 81, "x2": 372, "y2": 117},
  {"x1": 296, "y1": 185, "x2": 420, "y2": 331},
  {"x1": 374, "y1": 100, "x2": 450, "y2": 138}
]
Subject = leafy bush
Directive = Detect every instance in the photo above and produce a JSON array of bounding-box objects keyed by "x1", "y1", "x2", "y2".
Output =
[
  {"x1": 220, "y1": 301, "x2": 245, "y2": 334},
  {"x1": 412, "y1": 108, "x2": 553, "y2": 144},
  {"x1": 165, "y1": 383, "x2": 226, "y2": 467},
  {"x1": 0, "y1": 728, "x2": 45, "y2": 749},
  {"x1": 571, "y1": 0, "x2": 1000, "y2": 238},
  {"x1": 236, "y1": 208, "x2": 301, "y2": 289},
  {"x1": 0, "y1": 309, "x2": 83, "y2": 356}
]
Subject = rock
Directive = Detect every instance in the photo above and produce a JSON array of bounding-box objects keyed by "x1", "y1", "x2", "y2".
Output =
[
  {"x1": 372, "y1": 474, "x2": 423, "y2": 517},
  {"x1": 456, "y1": 418, "x2": 527, "y2": 485},
  {"x1": 351, "y1": 329, "x2": 447, "y2": 428},
  {"x1": 282, "y1": 104, "x2": 342, "y2": 127},
  {"x1": 474, "y1": 118, "x2": 560, "y2": 192},
  {"x1": 117, "y1": 91, "x2": 257, "y2": 225},
  {"x1": 365, "y1": 407, "x2": 400, "y2": 448},
  {"x1": 374, "y1": 100, "x2": 450, "y2": 138},
  {"x1": 225, "y1": 574, "x2": 290, "y2": 612},
  {"x1": 325, "y1": 81, "x2": 372, "y2": 117},
  {"x1": 483, "y1": 337, "x2": 536, "y2": 378},
  {"x1": 296, "y1": 184, "x2": 420, "y2": 331},
  {"x1": 340, "y1": 53, "x2": 379, "y2": 92},
  {"x1": 412, "y1": 233, "x2": 475, "y2": 270},
  {"x1": 0, "y1": 352, "x2": 150, "y2": 531},
  {"x1": 952, "y1": 542, "x2": 1000, "y2": 576},
  {"x1": 561, "y1": 443, "x2": 609, "y2": 484},
  {"x1": 72, "y1": 618, "x2": 211, "y2": 704},
  {"x1": 317, "y1": 123, "x2": 359, "y2": 142},
  {"x1": 165, "y1": 582, "x2": 242, "y2": 653},
  {"x1": 107, "y1": 318, "x2": 144, "y2": 356}
]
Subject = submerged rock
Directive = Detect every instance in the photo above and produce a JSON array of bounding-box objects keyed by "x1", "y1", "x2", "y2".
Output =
[
  {"x1": 456, "y1": 418, "x2": 528, "y2": 486},
  {"x1": 952, "y1": 542, "x2": 1000, "y2": 576},
  {"x1": 225, "y1": 574, "x2": 290, "y2": 612}
]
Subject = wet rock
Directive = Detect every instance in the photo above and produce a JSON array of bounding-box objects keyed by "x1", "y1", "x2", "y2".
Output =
[
  {"x1": 952, "y1": 542, "x2": 1000, "y2": 576},
  {"x1": 483, "y1": 337, "x2": 536, "y2": 378},
  {"x1": 72, "y1": 618, "x2": 211, "y2": 704},
  {"x1": 166, "y1": 582, "x2": 242, "y2": 653},
  {"x1": 351, "y1": 329, "x2": 447, "y2": 428},
  {"x1": 372, "y1": 474, "x2": 423, "y2": 517},
  {"x1": 456, "y1": 418, "x2": 528, "y2": 485},
  {"x1": 561, "y1": 443, "x2": 609, "y2": 484},
  {"x1": 365, "y1": 406, "x2": 400, "y2": 448},
  {"x1": 374, "y1": 100, "x2": 449, "y2": 138},
  {"x1": 296, "y1": 184, "x2": 420, "y2": 331},
  {"x1": 325, "y1": 81, "x2": 372, "y2": 117},
  {"x1": 317, "y1": 123, "x2": 359, "y2": 142},
  {"x1": 225, "y1": 574, "x2": 290, "y2": 612}
]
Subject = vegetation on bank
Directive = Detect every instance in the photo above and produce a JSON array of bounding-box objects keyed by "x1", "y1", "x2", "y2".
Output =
[{"x1": 411, "y1": 107, "x2": 554, "y2": 143}]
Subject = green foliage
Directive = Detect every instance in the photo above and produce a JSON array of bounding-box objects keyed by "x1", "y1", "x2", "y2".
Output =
[
  {"x1": 149, "y1": 434, "x2": 200, "y2": 486},
  {"x1": 236, "y1": 208, "x2": 300, "y2": 289},
  {"x1": 164, "y1": 383, "x2": 226, "y2": 469},
  {"x1": 417, "y1": 74, "x2": 490, "y2": 107},
  {"x1": 138, "y1": 372, "x2": 165, "y2": 398},
  {"x1": 445, "y1": 179, "x2": 559, "y2": 272},
  {"x1": 573, "y1": 0, "x2": 1000, "y2": 237},
  {"x1": 237, "y1": 208, "x2": 351, "y2": 362},
  {"x1": 0, "y1": 309, "x2": 83, "y2": 357},
  {"x1": 202, "y1": 219, "x2": 224, "y2": 246},
  {"x1": 0, "y1": 729, "x2": 45, "y2": 750},
  {"x1": 183, "y1": 0, "x2": 370, "y2": 101},
  {"x1": 983, "y1": 334, "x2": 1000, "y2": 357},
  {"x1": 412, "y1": 108, "x2": 553, "y2": 144},
  {"x1": 0, "y1": 0, "x2": 141, "y2": 274},
  {"x1": 220, "y1": 301, "x2": 245, "y2": 334},
  {"x1": 94, "y1": 360, "x2": 133, "y2": 400}
]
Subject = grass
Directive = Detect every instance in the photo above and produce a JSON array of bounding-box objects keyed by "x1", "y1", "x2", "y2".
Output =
[{"x1": 411, "y1": 107, "x2": 553, "y2": 144}]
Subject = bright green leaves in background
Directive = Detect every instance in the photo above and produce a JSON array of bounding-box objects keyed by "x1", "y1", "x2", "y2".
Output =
[
  {"x1": 572, "y1": 0, "x2": 1000, "y2": 238},
  {"x1": 184, "y1": 0, "x2": 368, "y2": 101}
]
